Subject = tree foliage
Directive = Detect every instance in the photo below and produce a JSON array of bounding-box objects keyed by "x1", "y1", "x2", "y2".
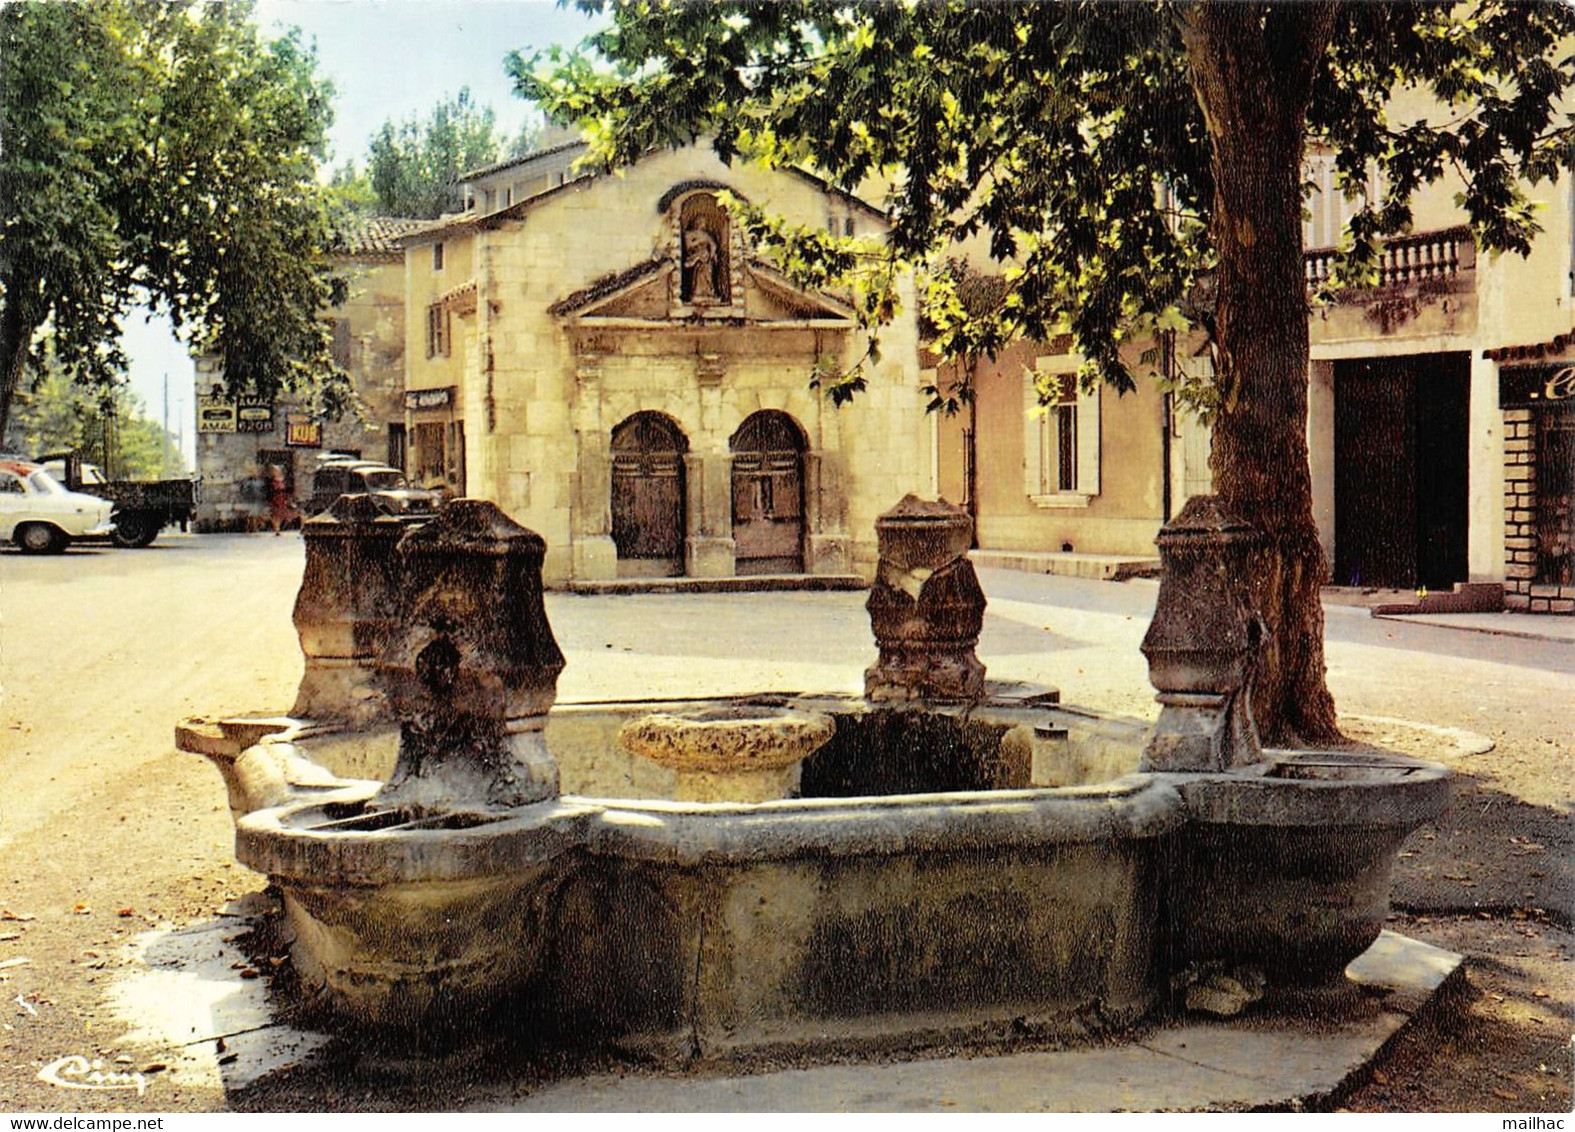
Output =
[
  {"x1": 517, "y1": 1, "x2": 1572, "y2": 402},
  {"x1": 0, "y1": 0, "x2": 348, "y2": 438},
  {"x1": 4, "y1": 347, "x2": 181, "y2": 480},
  {"x1": 517, "y1": 1, "x2": 1575, "y2": 744},
  {"x1": 352, "y1": 89, "x2": 543, "y2": 220}
]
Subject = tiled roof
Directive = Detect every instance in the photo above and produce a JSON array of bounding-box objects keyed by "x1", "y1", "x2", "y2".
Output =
[
  {"x1": 460, "y1": 139, "x2": 588, "y2": 182},
  {"x1": 332, "y1": 216, "x2": 425, "y2": 258},
  {"x1": 1484, "y1": 333, "x2": 1575, "y2": 363}
]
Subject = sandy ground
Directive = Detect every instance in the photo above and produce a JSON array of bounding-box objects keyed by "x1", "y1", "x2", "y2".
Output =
[{"x1": 0, "y1": 532, "x2": 1569, "y2": 1112}]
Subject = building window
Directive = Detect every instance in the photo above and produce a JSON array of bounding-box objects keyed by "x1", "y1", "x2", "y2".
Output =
[
  {"x1": 1051, "y1": 398, "x2": 1077, "y2": 492},
  {"x1": 425, "y1": 303, "x2": 449, "y2": 358},
  {"x1": 1302, "y1": 149, "x2": 1381, "y2": 250},
  {"x1": 1537, "y1": 409, "x2": 1574, "y2": 585},
  {"x1": 505, "y1": 186, "x2": 514, "y2": 207},
  {"x1": 432, "y1": 243, "x2": 445, "y2": 271},
  {"x1": 1023, "y1": 359, "x2": 1100, "y2": 507},
  {"x1": 844, "y1": 216, "x2": 855, "y2": 238},
  {"x1": 414, "y1": 421, "x2": 446, "y2": 487}
]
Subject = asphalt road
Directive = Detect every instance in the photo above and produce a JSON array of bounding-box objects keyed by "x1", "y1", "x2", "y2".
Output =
[{"x1": 0, "y1": 530, "x2": 1569, "y2": 1112}]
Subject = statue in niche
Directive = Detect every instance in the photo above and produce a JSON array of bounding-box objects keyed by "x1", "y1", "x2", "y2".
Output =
[{"x1": 683, "y1": 224, "x2": 720, "y2": 304}]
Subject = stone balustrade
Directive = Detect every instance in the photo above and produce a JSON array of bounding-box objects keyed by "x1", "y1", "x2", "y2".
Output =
[{"x1": 1304, "y1": 225, "x2": 1473, "y2": 292}]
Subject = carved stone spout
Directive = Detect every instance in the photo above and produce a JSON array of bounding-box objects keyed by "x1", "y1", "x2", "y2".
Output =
[
  {"x1": 376, "y1": 500, "x2": 565, "y2": 811},
  {"x1": 291, "y1": 494, "x2": 408, "y2": 726},
  {"x1": 865, "y1": 495, "x2": 986, "y2": 703},
  {"x1": 1139, "y1": 496, "x2": 1266, "y2": 772}
]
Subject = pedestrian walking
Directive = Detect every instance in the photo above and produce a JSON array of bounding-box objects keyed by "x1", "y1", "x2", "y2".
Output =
[{"x1": 267, "y1": 465, "x2": 294, "y2": 535}]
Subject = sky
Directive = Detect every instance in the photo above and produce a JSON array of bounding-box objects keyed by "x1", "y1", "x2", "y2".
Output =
[{"x1": 127, "y1": 0, "x2": 601, "y2": 469}]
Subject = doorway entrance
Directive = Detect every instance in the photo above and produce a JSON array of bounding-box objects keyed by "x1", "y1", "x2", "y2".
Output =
[
  {"x1": 611, "y1": 412, "x2": 687, "y2": 577},
  {"x1": 1334, "y1": 353, "x2": 1470, "y2": 590},
  {"x1": 731, "y1": 410, "x2": 805, "y2": 575}
]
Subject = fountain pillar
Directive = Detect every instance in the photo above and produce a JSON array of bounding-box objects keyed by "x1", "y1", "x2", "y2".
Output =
[
  {"x1": 865, "y1": 495, "x2": 986, "y2": 703},
  {"x1": 375, "y1": 500, "x2": 565, "y2": 812},
  {"x1": 291, "y1": 494, "x2": 408, "y2": 726},
  {"x1": 1139, "y1": 496, "x2": 1266, "y2": 772}
]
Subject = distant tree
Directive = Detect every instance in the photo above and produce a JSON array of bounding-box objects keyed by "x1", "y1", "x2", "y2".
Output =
[
  {"x1": 504, "y1": 116, "x2": 547, "y2": 162},
  {"x1": 326, "y1": 162, "x2": 381, "y2": 223},
  {"x1": 4, "y1": 350, "x2": 179, "y2": 479},
  {"x1": 518, "y1": 0, "x2": 1575, "y2": 745},
  {"x1": 365, "y1": 89, "x2": 510, "y2": 219},
  {"x1": 0, "y1": 1, "x2": 349, "y2": 440}
]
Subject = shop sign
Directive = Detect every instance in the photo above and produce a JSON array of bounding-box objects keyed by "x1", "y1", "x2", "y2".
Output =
[
  {"x1": 236, "y1": 397, "x2": 275, "y2": 433},
  {"x1": 405, "y1": 385, "x2": 455, "y2": 411},
  {"x1": 196, "y1": 392, "x2": 237, "y2": 434},
  {"x1": 1500, "y1": 364, "x2": 1575, "y2": 408},
  {"x1": 286, "y1": 419, "x2": 322, "y2": 448}
]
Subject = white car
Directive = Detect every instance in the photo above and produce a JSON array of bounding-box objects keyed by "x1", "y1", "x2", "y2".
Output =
[{"x1": 0, "y1": 459, "x2": 116, "y2": 553}]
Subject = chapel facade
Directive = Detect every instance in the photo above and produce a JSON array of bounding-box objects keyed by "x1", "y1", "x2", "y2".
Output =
[{"x1": 400, "y1": 144, "x2": 929, "y2": 586}]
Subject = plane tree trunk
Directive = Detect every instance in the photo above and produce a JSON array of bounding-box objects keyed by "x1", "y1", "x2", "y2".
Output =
[{"x1": 1179, "y1": 2, "x2": 1343, "y2": 746}]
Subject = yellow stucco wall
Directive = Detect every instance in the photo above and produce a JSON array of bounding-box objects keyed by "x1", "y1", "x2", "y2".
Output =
[{"x1": 934, "y1": 340, "x2": 1173, "y2": 558}]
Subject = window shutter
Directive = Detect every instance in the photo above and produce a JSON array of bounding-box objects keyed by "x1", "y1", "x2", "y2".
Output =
[{"x1": 1075, "y1": 383, "x2": 1101, "y2": 496}]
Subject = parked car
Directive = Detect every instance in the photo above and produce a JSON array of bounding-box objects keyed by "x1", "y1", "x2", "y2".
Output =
[
  {"x1": 0, "y1": 459, "x2": 117, "y2": 553},
  {"x1": 306, "y1": 459, "x2": 443, "y2": 517},
  {"x1": 37, "y1": 451, "x2": 199, "y2": 548}
]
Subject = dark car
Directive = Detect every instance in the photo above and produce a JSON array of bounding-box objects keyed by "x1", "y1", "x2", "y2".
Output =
[{"x1": 307, "y1": 460, "x2": 443, "y2": 517}]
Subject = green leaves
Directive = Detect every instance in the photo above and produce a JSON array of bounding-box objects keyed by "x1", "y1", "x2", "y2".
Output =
[
  {"x1": 1, "y1": 0, "x2": 345, "y2": 432},
  {"x1": 363, "y1": 88, "x2": 513, "y2": 220},
  {"x1": 523, "y1": 0, "x2": 1574, "y2": 421},
  {"x1": 522, "y1": 1, "x2": 1211, "y2": 402},
  {"x1": 1308, "y1": 0, "x2": 1575, "y2": 284}
]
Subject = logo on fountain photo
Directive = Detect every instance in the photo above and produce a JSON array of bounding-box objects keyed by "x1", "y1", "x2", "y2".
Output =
[{"x1": 37, "y1": 1054, "x2": 148, "y2": 1096}]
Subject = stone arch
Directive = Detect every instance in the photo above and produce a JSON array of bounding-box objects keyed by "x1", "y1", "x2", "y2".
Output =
[
  {"x1": 730, "y1": 410, "x2": 807, "y2": 574},
  {"x1": 611, "y1": 411, "x2": 689, "y2": 577}
]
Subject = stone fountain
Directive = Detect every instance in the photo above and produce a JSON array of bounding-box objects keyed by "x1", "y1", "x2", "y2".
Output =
[{"x1": 179, "y1": 492, "x2": 1451, "y2": 1053}]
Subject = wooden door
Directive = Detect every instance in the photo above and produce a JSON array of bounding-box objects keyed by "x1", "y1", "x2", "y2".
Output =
[
  {"x1": 731, "y1": 411, "x2": 804, "y2": 574},
  {"x1": 1334, "y1": 354, "x2": 1469, "y2": 590},
  {"x1": 611, "y1": 414, "x2": 686, "y2": 575}
]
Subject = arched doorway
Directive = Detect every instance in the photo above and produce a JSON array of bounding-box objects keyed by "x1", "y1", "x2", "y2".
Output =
[
  {"x1": 731, "y1": 410, "x2": 805, "y2": 574},
  {"x1": 611, "y1": 412, "x2": 688, "y2": 577}
]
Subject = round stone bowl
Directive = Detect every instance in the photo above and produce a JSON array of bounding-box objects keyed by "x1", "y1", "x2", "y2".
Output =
[{"x1": 618, "y1": 705, "x2": 837, "y2": 803}]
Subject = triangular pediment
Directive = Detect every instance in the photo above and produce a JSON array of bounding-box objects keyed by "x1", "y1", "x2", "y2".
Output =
[{"x1": 552, "y1": 257, "x2": 856, "y2": 327}]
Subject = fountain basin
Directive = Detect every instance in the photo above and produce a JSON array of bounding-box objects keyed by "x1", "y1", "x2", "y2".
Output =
[
  {"x1": 1165, "y1": 751, "x2": 1454, "y2": 986},
  {"x1": 192, "y1": 696, "x2": 1450, "y2": 1052},
  {"x1": 237, "y1": 791, "x2": 592, "y2": 1027}
]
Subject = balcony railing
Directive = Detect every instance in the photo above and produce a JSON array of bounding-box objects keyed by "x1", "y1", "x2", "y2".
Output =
[{"x1": 1304, "y1": 225, "x2": 1474, "y2": 291}]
